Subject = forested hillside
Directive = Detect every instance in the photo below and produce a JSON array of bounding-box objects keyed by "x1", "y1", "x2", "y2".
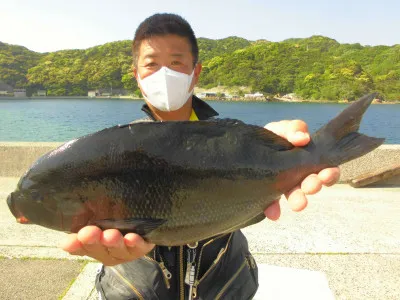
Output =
[
  {"x1": 0, "y1": 36, "x2": 399, "y2": 100},
  {"x1": 0, "y1": 42, "x2": 42, "y2": 88}
]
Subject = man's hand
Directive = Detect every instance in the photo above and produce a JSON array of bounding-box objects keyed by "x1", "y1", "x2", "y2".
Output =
[
  {"x1": 263, "y1": 120, "x2": 341, "y2": 220},
  {"x1": 60, "y1": 226, "x2": 155, "y2": 266}
]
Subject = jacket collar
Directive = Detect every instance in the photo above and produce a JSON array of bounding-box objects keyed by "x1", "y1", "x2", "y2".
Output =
[{"x1": 141, "y1": 95, "x2": 219, "y2": 121}]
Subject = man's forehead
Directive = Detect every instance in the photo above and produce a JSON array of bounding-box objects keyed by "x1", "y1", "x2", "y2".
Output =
[{"x1": 138, "y1": 35, "x2": 191, "y2": 57}]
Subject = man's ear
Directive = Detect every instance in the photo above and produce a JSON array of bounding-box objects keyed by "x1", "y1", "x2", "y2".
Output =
[
  {"x1": 133, "y1": 66, "x2": 146, "y2": 96},
  {"x1": 193, "y1": 63, "x2": 202, "y2": 86},
  {"x1": 132, "y1": 65, "x2": 138, "y2": 81}
]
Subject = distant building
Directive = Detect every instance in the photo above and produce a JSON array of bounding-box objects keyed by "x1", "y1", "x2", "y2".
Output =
[
  {"x1": 196, "y1": 92, "x2": 218, "y2": 98},
  {"x1": 244, "y1": 92, "x2": 264, "y2": 100},
  {"x1": 224, "y1": 94, "x2": 232, "y2": 99},
  {"x1": 37, "y1": 90, "x2": 47, "y2": 97},
  {"x1": 0, "y1": 82, "x2": 13, "y2": 96},
  {"x1": 14, "y1": 89, "x2": 27, "y2": 97},
  {"x1": 94, "y1": 88, "x2": 127, "y2": 97},
  {"x1": 88, "y1": 90, "x2": 98, "y2": 98}
]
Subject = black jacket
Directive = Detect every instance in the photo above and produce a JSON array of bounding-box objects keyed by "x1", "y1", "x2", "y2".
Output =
[{"x1": 96, "y1": 96, "x2": 259, "y2": 300}]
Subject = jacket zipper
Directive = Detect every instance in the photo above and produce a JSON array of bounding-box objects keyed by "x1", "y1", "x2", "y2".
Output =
[
  {"x1": 110, "y1": 266, "x2": 145, "y2": 300},
  {"x1": 191, "y1": 233, "x2": 233, "y2": 299},
  {"x1": 143, "y1": 256, "x2": 171, "y2": 289},
  {"x1": 248, "y1": 254, "x2": 256, "y2": 269},
  {"x1": 195, "y1": 233, "x2": 232, "y2": 279},
  {"x1": 214, "y1": 258, "x2": 249, "y2": 300},
  {"x1": 180, "y1": 245, "x2": 184, "y2": 300}
]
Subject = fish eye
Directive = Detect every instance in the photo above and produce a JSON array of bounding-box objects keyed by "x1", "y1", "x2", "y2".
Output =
[{"x1": 30, "y1": 190, "x2": 43, "y2": 203}]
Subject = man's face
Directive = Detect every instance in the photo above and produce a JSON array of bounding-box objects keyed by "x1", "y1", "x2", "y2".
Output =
[{"x1": 134, "y1": 34, "x2": 202, "y2": 93}]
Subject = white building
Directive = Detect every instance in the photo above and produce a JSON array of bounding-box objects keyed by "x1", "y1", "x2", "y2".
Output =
[
  {"x1": 88, "y1": 90, "x2": 98, "y2": 98},
  {"x1": 196, "y1": 92, "x2": 218, "y2": 98},
  {"x1": 14, "y1": 89, "x2": 27, "y2": 97},
  {"x1": 37, "y1": 90, "x2": 47, "y2": 97},
  {"x1": 244, "y1": 92, "x2": 264, "y2": 99}
]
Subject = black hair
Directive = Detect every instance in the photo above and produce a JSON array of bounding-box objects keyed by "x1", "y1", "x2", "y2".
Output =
[{"x1": 132, "y1": 13, "x2": 199, "y2": 67}]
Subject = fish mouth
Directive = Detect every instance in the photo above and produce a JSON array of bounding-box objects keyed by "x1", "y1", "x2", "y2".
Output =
[{"x1": 7, "y1": 193, "x2": 30, "y2": 224}]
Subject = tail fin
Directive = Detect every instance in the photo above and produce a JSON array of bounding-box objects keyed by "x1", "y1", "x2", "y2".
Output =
[{"x1": 311, "y1": 94, "x2": 385, "y2": 166}]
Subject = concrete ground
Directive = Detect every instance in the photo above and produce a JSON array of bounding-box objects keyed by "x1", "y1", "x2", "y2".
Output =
[
  {"x1": 0, "y1": 258, "x2": 86, "y2": 300},
  {"x1": 1, "y1": 177, "x2": 399, "y2": 299}
]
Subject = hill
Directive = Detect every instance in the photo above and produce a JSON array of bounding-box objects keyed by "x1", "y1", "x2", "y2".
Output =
[
  {"x1": 0, "y1": 36, "x2": 399, "y2": 100},
  {"x1": 0, "y1": 42, "x2": 42, "y2": 88}
]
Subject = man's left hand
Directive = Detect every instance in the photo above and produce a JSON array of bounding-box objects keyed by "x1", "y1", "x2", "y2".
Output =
[{"x1": 263, "y1": 120, "x2": 341, "y2": 220}]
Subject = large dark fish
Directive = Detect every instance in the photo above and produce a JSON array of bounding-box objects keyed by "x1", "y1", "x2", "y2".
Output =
[{"x1": 7, "y1": 94, "x2": 384, "y2": 246}]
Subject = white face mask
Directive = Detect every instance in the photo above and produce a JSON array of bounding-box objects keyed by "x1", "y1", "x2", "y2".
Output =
[{"x1": 137, "y1": 66, "x2": 195, "y2": 112}]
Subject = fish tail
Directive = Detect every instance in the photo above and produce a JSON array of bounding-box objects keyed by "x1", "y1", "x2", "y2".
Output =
[{"x1": 311, "y1": 93, "x2": 385, "y2": 166}]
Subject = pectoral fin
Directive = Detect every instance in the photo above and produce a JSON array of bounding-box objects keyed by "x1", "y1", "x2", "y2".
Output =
[
  {"x1": 94, "y1": 218, "x2": 166, "y2": 236},
  {"x1": 219, "y1": 212, "x2": 266, "y2": 235}
]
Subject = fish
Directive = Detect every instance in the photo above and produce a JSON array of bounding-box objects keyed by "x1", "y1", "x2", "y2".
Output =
[{"x1": 7, "y1": 93, "x2": 384, "y2": 246}]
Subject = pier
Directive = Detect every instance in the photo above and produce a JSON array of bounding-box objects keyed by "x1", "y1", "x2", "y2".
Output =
[{"x1": 1, "y1": 143, "x2": 399, "y2": 299}]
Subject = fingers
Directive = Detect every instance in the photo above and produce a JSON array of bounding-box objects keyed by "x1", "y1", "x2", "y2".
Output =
[
  {"x1": 300, "y1": 174, "x2": 322, "y2": 195},
  {"x1": 60, "y1": 233, "x2": 86, "y2": 256},
  {"x1": 77, "y1": 226, "x2": 114, "y2": 264},
  {"x1": 265, "y1": 120, "x2": 310, "y2": 146},
  {"x1": 264, "y1": 120, "x2": 289, "y2": 136},
  {"x1": 318, "y1": 167, "x2": 341, "y2": 186},
  {"x1": 60, "y1": 226, "x2": 155, "y2": 266},
  {"x1": 285, "y1": 186, "x2": 308, "y2": 211},
  {"x1": 102, "y1": 230, "x2": 155, "y2": 262},
  {"x1": 264, "y1": 199, "x2": 281, "y2": 221},
  {"x1": 301, "y1": 167, "x2": 341, "y2": 195},
  {"x1": 285, "y1": 120, "x2": 310, "y2": 146},
  {"x1": 264, "y1": 185, "x2": 308, "y2": 221},
  {"x1": 285, "y1": 167, "x2": 341, "y2": 213},
  {"x1": 124, "y1": 233, "x2": 155, "y2": 256},
  {"x1": 101, "y1": 229, "x2": 129, "y2": 261},
  {"x1": 287, "y1": 131, "x2": 310, "y2": 146}
]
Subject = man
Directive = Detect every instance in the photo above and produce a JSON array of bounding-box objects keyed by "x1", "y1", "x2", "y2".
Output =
[{"x1": 61, "y1": 13, "x2": 340, "y2": 299}]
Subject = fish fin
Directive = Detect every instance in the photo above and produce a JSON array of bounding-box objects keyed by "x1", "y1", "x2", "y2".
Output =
[
  {"x1": 94, "y1": 218, "x2": 166, "y2": 236},
  {"x1": 240, "y1": 212, "x2": 266, "y2": 228},
  {"x1": 325, "y1": 132, "x2": 384, "y2": 165},
  {"x1": 215, "y1": 118, "x2": 294, "y2": 151},
  {"x1": 214, "y1": 118, "x2": 246, "y2": 125},
  {"x1": 311, "y1": 93, "x2": 385, "y2": 166},
  {"x1": 218, "y1": 212, "x2": 266, "y2": 235}
]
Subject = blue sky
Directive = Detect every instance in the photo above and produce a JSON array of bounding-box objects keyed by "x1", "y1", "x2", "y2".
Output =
[{"x1": 1, "y1": 0, "x2": 398, "y2": 53}]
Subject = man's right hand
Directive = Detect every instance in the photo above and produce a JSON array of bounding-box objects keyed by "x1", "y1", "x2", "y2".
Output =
[{"x1": 61, "y1": 226, "x2": 155, "y2": 266}]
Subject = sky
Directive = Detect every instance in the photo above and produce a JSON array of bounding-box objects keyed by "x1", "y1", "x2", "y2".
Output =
[{"x1": 1, "y1": 0, "x2": 399, "y2": 53}]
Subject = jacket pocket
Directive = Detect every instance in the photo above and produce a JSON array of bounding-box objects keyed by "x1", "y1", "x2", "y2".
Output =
[
  {"x1": 192, "y1": 231, "x2": 258, "y2": 300},
  {"x1": 95, "y1": 257, "x2": 171, "y2": 300},
  {"x1": 215, "y1": 253, "x2": 258, "y2": 300}
]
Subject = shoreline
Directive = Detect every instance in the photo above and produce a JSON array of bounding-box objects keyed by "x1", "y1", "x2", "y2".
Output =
[{"x1": 0, "y1": 96, "x2": 399, "y2": 104}]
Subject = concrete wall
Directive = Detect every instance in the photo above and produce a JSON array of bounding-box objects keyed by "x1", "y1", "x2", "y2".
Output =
[
  {"x1": 339, "y1": 145, "x2": 400, "y2": 186},
  {"x1": 0, "y1": 142, "x2": 62, "y2": 177},
  {"x1": 1, "y1": 142, "x2": 399, "y2": 186}
]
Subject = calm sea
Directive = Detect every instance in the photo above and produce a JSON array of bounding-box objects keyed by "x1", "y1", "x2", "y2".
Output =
[{"x1": 0, "y1": 98, "x2": 399, "y2": 143}]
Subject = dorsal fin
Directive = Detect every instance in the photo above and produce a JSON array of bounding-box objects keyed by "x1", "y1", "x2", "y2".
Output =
[
  {"x1": 212, "y1": 118, "x2": 294, "y2": 151},
  {"x1": 114, "y1": 118, "x2": 295, "y2": 151}
]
